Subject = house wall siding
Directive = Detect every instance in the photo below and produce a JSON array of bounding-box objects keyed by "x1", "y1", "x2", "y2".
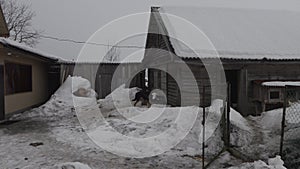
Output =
[{"x1": 0, "y1": 46, "x2": 50, "y2": 114}]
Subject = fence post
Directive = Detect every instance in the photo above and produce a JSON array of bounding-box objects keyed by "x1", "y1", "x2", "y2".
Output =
[
  {"x1": 202, "y1": 86, "x2": 206, "y2": 169},
  {"x1": 225, "y1": 83, "x2": 231, "y2": 148},
  {"x1": 280, "y1": 86, "x2": 287, "y2": 157}
]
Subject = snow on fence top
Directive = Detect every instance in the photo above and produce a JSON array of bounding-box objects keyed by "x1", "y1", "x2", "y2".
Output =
[
  {"x1": 0, "y1": 37, "x2": 64, "y2": 62},
  {"x1": 156, "y1": 6, "x2": 300, "y2": 60},
  {"x1": 262, "y1": 81, "x2": 300, "y2": 87}
]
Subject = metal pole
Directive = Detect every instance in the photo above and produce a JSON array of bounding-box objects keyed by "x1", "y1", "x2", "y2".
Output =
[
  {"x1": 280, "y1": 86, "x2": 287, "y2": 157},
  {"x1": 202, "y1": 86, "x2": 206, "y2": 169}
]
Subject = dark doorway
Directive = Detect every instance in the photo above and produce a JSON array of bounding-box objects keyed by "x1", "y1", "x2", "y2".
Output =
[
  {"x1": 226, "y1": 70, "x2": 239, "y2": 108},
  {"x1": 129, "y1": 70, "x2": 145, "y2": 89},
  {"x1": 96, "y1": 74, "x2": 113, "y2": 99},
  {"x1": 0, "y1": 65, "x2": 5, "y2": 120},
  {"x1": 48, "y1": 64, "x2": 61, "y2": 97}
]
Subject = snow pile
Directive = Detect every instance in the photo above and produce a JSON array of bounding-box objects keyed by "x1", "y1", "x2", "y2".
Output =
[
  {"x1": 228, "y1": 155, "x2": 286, "y2": 169},
  {"x1": 253, "y1": 108, "x2": 283, "y2": 131},
  {"x1": 98, "y1": 84, "x2": 140, "y2": 112},
  {"x1": 87, "y1": 98, "x2": 253, "y2": 158},
  {"x1": 252, "y1": 101, "x2": 300, "y2": 131},
  {"x1": 54, "y1": 162, "x2": 91, "y2": 169},
  {"x1": 11, "y1": 76, "x2": 97, "y2": 119},
  {"x1": 55, "y1": 76, "x2": 97, "y2": 106}
]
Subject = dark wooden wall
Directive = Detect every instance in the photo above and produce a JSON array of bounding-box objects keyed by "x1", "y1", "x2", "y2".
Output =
[
  {"x1": 0, "y1": 64, "x2": 4, "y2": 120},
  {"x1": 96, "y1": 63, "x2": 144, "y2": 99},
  {"x1": 60, "y1": 63, "x2": 144, "y2": 99},
  {"x1": 48, "y1": 64, "x2": 61, "y2": 97},
  {"x1": 240, "y1": 63, "x2": 300, "y2": 115}
]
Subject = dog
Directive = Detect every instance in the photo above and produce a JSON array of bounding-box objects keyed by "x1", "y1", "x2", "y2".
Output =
[{"x1": 132, "y1": 88, "x2": 151, "y2": 107}]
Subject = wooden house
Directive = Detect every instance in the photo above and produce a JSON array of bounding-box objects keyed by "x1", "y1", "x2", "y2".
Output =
[
  {"x1": 0, "y1": 38, "x2": 60, "y2": 120},
  {"x1": 144, "y1": 7, "x2": 300, "y2": 116}
]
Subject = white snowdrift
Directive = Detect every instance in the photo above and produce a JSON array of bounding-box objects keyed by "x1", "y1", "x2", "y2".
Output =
[
  {"x1": 88, "y1": 95, "x2": 253, "y2": 158},
  {"x1": 97, "y1": 84, "x2": 140, "y2": 111},
  {"x1": 54, "y1": 162, "x2": 91, "y2": 169},
  {"x1": 11, "y1": 76, "x2": 97, "y2": 119},
  {"x1": 252, "y1": 101, "x2": 300, "y2": 131},
  {"x1": 55, "y1": 76, "x2": 97, "y2": 107},
  {"x1": 228, "y1": 155, "x2": 286, "y2": 169}
]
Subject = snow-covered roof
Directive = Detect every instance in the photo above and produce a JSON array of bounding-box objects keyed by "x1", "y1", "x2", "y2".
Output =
[
  {"x1": 157, "y1": 7, "x2": 300, "y2": 60},
  {"x1": 0, "y1": 37, "x2": 64, "y2": 62},
  {"x1": 262, "y1": 81, "x2": 300, "y2": 87}
]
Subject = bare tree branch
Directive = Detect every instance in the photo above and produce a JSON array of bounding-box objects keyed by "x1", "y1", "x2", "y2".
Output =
[{"x1": 0, "y1": 0, "x2": 42, "y2": 47}]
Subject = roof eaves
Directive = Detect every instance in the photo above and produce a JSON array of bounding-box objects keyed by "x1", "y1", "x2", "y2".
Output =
[{"x1": 2, "y1": 43, "x2": 58, "y2": 63}]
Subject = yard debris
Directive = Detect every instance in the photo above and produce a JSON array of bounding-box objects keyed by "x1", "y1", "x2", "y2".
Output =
[
  {"x1": 73, "y1": 88, "x2": 92, "y2": 97},
  {"x1": 29, "y1": 142, "x2": 44, "y2": 147}
]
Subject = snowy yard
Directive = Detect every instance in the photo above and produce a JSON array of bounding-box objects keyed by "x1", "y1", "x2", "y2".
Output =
[{"x1": 0, "y1": 76, "x2": 291, "y2": 169}]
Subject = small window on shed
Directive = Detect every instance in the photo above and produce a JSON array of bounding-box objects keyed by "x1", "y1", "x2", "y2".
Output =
[
  {"x1": 5, "y1": 62, "x2": 32, "y2": 95},
  {"x1": 269, "y1": 91, "x2": 280, "y2": 100}
]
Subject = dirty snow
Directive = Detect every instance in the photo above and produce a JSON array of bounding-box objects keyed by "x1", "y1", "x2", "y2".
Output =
[
  {"x1": 228, "y1": 156, "x2": 286, "y2": 169},
  {"x1": 0, "y1": 76, "x2": 295, "y2": 168},
  {"x1": 54, "y1": 162, "x2": 92, "y2": 169}
]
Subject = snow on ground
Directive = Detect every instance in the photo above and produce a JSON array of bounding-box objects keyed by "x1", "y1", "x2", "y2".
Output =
[
  {"x1": 255, "y1": 101, "x2": 300, "y2": 129},
  {"x1": 90, "y1": 88, "x2": 253, "y2": 158},
  {"x1": 97, "y1": 84, "x2": 140, "y2": 114},
  {"x1": 228, "y1": 156, "x2": 286, "y2": 169},
  {"x1": 54, "y1": 162, "x2": 92, "y2": 169},
  {"x1": 0, "y1": 76, "x2": 294, "y2": 168},
  {"x1": 247, "y1": 101, "x2": 300, "y2": 168}
]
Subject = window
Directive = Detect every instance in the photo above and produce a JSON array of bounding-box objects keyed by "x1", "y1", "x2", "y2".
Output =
[
  {"x1": 269, "y1": 91, "x2": 280, "y2": 100},
  {"x1": 5, "y1": 62, "x2": 32, "y2": 95},
  {"x1": 269, "y1": 89, "x2": 281, "y2": 102}
]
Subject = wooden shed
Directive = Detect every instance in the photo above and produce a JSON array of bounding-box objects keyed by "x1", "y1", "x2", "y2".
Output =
[
  {"x1": 59, "y1": 61, "x2": 144, "y2": 99},
  {"x1": 143, "y1": 7, "x2": 300, "y2": 116},
  {"x1": 253, "y1": 81, "x2": 300, "y2": 112}
]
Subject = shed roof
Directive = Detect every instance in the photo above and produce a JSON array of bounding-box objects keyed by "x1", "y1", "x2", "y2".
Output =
[
  {"x1": 262, "y1": 81, "x2": 300, "y2": 87},
  {"x1": 0, "y1": 38, "x2": 63, "y2": 62},
  {"x1": 156, "y1": 7, "x2": 300, "y2": 60}
]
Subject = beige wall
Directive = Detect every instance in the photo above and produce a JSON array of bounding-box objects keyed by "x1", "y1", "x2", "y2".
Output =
[{"x1": 0, "y1": 45, "x2": 50, "y2": 114}]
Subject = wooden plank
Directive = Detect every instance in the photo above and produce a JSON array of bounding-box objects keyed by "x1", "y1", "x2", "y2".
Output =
[{"x1": 0, "y1": 65, "x2": 4, "y2": 120}]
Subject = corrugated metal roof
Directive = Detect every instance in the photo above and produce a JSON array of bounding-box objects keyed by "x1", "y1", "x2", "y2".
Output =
[{"x1": 157, "y1": 7, "x2": 300, "y2": 60}]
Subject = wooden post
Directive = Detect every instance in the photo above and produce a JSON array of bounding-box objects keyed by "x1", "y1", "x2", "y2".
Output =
[
  {"x1": 202, "y1": 86, "x2": 206, "y2": 169},
  {"x1": 280, "y1": 86, "x2": 287, "y2": 157},
  {"x1": 0, "y1": 65, "x2": 5, "y2": 120},
  {"x1": 226, "y1": 83, "x2": 231, "y2": 148}
]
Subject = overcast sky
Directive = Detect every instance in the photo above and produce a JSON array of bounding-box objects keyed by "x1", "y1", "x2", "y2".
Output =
[{"x1": 19, "y1": 0, "x2": 300, "y2": 60}]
